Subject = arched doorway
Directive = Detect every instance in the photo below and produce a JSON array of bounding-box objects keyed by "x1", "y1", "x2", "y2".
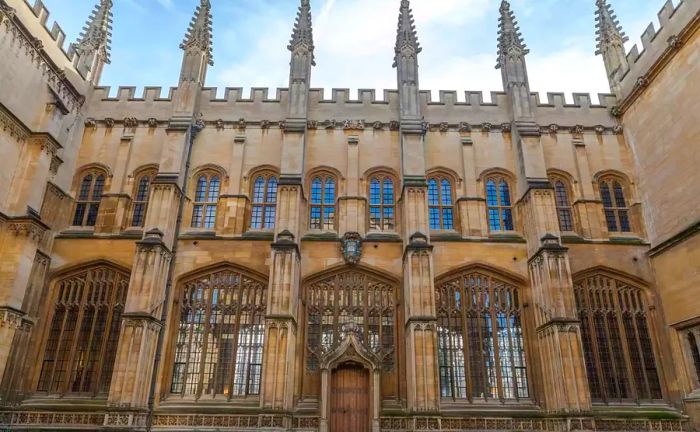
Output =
[{"x1": 331, "y1": 361, "x2": 370, "y2": 432}]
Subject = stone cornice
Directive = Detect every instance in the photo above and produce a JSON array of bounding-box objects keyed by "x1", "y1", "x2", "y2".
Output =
[
  {"x1": 0, "y1": 102, "x2": 31, "y2": 141},
  {"x1": 648, "y1": 219, "x2": 700, "y2": 258},
  {"x1": 5, "y1": 214, "x2": 50, "y2": 241}
]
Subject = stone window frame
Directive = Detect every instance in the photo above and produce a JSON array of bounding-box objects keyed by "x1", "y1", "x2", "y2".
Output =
[
  {"x1": 247, "y1": 168, "x2": 279, "y2": 231},
  {"x1": 548, "y1": 173, "x2": 576, "y2": 233},
  {"x1": 306, "y1": 168, "x2": 340, "y2": 232},
  {"x1": 480, "y1": 169, "x2": 517, "y2": 234},
  {"x1": 128, "y1": 165, "x2": 158, "y2": 228},
  {"x1": 426, "y1": 169, "x2": 458, "y2": 232},
  {"x1": 70, "y1": 164, "x2": 112, "y2": 228},
  {"x1": 574, "y1": 268, "x2": 665, "y2": 404},
  {"x1": 188, "y1": 165, "x2": 227, "y2": 231},
  {"x1": 34, "y1": 261, "x2": 130, "y2": 398},
  {"x1": 365, "y1": 168, "x2": 398, "y2": 233},
  {"x1": 595, "y1": 173, "x2": 634, "y2": 235},
  {"x1": 164, "y1": 263, "x2": 268, "y2": 402},
  {"x1": 680, "y1": 325, "x2": 700, "y2": 391}
]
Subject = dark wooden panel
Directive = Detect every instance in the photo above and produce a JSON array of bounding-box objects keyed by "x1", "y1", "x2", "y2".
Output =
[{"x1": 331, "y1": 364, "x2": 369, "y2": 432}]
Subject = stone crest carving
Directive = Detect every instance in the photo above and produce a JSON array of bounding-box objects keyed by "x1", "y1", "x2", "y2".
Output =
[
  {"x1": 458, "y1": 122, "x2": 471, "y2": 132},
  {"x1": 340, "y1": 232, "x2": 362, "y2": 265},
  {"x1": 343, "y1": 119, "x2": 365, "y2": 130}
]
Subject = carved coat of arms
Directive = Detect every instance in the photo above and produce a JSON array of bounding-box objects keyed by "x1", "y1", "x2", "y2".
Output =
[{"x1": 340, "y1": 232, "x2": 362, "y2": 265}]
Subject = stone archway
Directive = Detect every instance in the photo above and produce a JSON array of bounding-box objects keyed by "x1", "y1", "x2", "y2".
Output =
[{"x1": 319, "y1": 323, "x2": 381, "y2": 432}]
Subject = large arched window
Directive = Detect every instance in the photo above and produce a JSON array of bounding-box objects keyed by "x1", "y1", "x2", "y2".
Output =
[
  {"x1": 551, "y1": 177, "x2": 574, "y2": 232},
  {"x1": 428, "y1": 176, "x2": 454, "y2": 230},
  {"x1": 250, "y1": 174, "x2": 278, "y2": 230},
  {"x1": 309, "y1": 174, "x2": 336, "y2": 230},
  {"x1": 37, "y1": 265, "x2": 129, "y2": 396},
  {"x1": 485, "y1": 176, "x2": 514, "y2": 232},
  {"x1": 72, "y1": 171, "x2": 106, "y2": 227},
  {"x1": 599, "y1": 178, "x2": 631, "y2": 233},
  {"x1": 305, "y1": 268, "x2": 396, "y2": 372},
  {"x1": 574, "y1": 272, "x2": 662, "y2": 403},
  {"x1": 191, "y1": 173, "x2": 221, "y2": 229},
  {"x1": 131, "y1": 173, "x2": 154, "y2": 227},
  {"x1": 369, "y1": 174, "x2": 396, "y2": 231},
  {"x1": 169, "y1": 266, "x2": 267, "y2": 399},
  {"x1": 436, "y1": 268, "x2": 529, "y2": 402}
]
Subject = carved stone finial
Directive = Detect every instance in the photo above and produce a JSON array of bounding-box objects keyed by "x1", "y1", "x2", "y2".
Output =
[
  {"x1": 74, "y1": 0, "x2": 113, "y2": 64},
  {"x1": 393, "y1": 0, "x2": 421, "y2": 68},
  {"x1": 595, "y1": 0, "x2": 629, "y2": 56},
  {"x1": 180, "y1": 0, "x2": 214, "y2": 66},
  {"x1": 496, "y1": 0, "x2": 529, "y2": 69},
  {"x1": 288, "y1": 0, "x2": 315, "y2": 65}
]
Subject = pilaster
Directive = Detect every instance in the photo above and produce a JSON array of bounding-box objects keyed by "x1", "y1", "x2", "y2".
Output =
[{"x1": 6, "y1": 134, "x2": 61, "y2": 216}]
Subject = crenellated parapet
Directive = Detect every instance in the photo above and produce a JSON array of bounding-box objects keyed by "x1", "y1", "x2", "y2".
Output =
[{"x1": 615, "y1": 0, "x2": 699, "y2": 112}]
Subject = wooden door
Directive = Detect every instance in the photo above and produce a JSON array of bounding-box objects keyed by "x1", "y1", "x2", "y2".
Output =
[{"x1": 330, "y1": 363, "x2": 370, "y2": 432}]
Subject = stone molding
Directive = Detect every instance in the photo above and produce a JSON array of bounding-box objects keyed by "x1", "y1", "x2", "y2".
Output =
[
  {"x1": 0, "y1": 306, "x2": 24, "y2": 329},
  {"x1": 0, "y1": 103, "x2": 31, "y2": 142},
  {"x1": 6, "y1": 215, "x2": 49, "y2": 242}
]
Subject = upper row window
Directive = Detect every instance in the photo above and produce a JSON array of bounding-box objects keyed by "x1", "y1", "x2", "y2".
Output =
[
  {"x1": 600, "y1": 179, "x2": 631, "y2": 233},
  {"x1": 310, "y1": 175, "x2": 336, "y2": 230},
  {"x1": 191, "y1": 174, "x2": 220, "y2": 229},
  {"x1": 73, "y1": 174, "x2": 105, "y2": 227},
  {"x1": 486, "y1": 176, "x2": 514, "y2": 232},
  {"x1": 428, "y1": 177, "x2": 454, "y2": 230},
  {"x1": 251, "y1": 175, "x2": 278, "y2": 230}
]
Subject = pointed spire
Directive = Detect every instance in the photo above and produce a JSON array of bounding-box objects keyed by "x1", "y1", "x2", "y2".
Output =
[
  {"x1": 394, "y1": 0, "x2": 421, "y2": 67},
  {"x1": 595, "y1": 0, "x2": 629, "y2": 55},
  {"x1": 74, "y1": 0, "x2": 113, "y2": 64},
  {"x1": 289, "y1": 0, "x2": 315, "y2": 66},
  {"x1": 181, "y1": 0, "x2": 214, "y2": 66},
  {"x1": 496, "y1": 0, "x2": 529, "y2": 69}
]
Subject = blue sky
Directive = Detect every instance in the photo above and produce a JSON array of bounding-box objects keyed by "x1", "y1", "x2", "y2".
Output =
[{"x1": 40, "y1": 0, "x2": 663, "y2": 102}]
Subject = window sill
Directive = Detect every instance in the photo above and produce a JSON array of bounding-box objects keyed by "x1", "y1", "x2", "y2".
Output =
[
  {"x1": 590, "y1": 402, "x2": 680, "y2": 416},
  {"x1": 366, "y1": 231, "x2": 402, "y2": 242},
  {"x1": 430, "y1": 230, "x2": 463, "y2": 241},
  {"x1": 439, "y1": 398, "x2": 540, "y2": 414},
  {"x1": 487, "y1": 232, "x2": 527, "y2": 243},
  {"x1": 242, "y1": 230, "x2": 275, "y2": 240},
  {"x1": 22, "y1": 394, "x2": 108, "y2": 409},
  {"x1": 302, "y1": 230, "x2": 339, "y2": 241},
  {"x1": 157, "y1": 396, "x2": 261, "y2": 412}
]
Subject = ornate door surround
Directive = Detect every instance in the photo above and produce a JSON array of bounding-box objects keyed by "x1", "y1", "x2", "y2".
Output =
[{"x1": 319, "y1": 323, "x2": 381, "y2": 432}]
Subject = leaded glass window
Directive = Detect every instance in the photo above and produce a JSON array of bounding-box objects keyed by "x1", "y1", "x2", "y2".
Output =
[
  {"x1": 369, "y1": 175, "x2": 396, "y2": 231},
  {"x1": 73, "y1": 172, "x2": 106, "y2": 227},
  {"x1": 575, "y1": 273, "x2": 663, "y2": 403},
  {"x1": 600, "y1": 179, "x2": 631, "y2": 233},
  {"x1": 250, "y1": 174, "x2": 278, "y2": 230},
  {"x1": 309, "y1": 175, "x2": 336, "y2": 230},
  {"x1": 552, "y1": 178, "x2": 574, "y2": 232},
  {"x1": 306, "y1": 269, "x2": 396, "y2": 371},
  {"x1": 486, "y1": 176, "x2": 514, "y2": 232},
  {"x1": 191, "y1": 174, "x2": 220, "y2": 229},
  {"x1": 169, "y1": 267, "x2": 267, "y2": 399},
  {"x1": 131, "y1": 174, "x2": 153, "y2": 227},
  {"x1": 428, "y1": 176, "x2": 454, "y2": 230},
  {"x1": 437, "y1": 269, "x2": 529, "y2": 402},
  {"x1": 685, "y1": 328, "x2": 700, "y2": 387},
  {"x1": 37, "y1": 265, "x2": 129, "y2": 396}
]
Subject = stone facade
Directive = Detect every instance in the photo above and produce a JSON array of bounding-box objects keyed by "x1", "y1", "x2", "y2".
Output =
[{"x1": 0, "y1": 0, "x2": 698, "y2": 431}]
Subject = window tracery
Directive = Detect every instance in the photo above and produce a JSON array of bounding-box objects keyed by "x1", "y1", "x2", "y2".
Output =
[
  {"x1": 428, "y1": 175, "x2": 454, "y2": 230},
  {"x1": 551, "y1": 177, "x2": 574, "y2": 232},
  {"x1": 368, "y1": 174, "x2": 396, "y2": 231},
  {"x1": 250, "y1": 174, "x2": 278, "y2": 230},
  {"x1": 436, "y1": 269, "x2": 529, "y2": 402},
  {"x1": 305, "y1": 269, "x2": 396, "y2": 372},
  {"x1": 485, "y1": 176, "x2": 514, "y2": 232},
  {"x1": 131, "y1": 173, "x2": 154, "y2": 227},
  {"x1": 37, "y1": 265, "x2": 129, "y2": 396},
  {"x1": 599, "y1": 178, "x2": 631, "y2": 233},
  {"x1": 191, "y1": 173, "x2": 221, "y2": 229},
  {"x1": 169, "y1": 267, "x2": 267, "y2": 399},
  {"x1": 574, "y1": 273, "x2": 662, "y2": 402},
  {"x1": 72, "y1": 171, "x2": 106, "y2": 227},
  {"x1": 309, "y1": 174, "x2": 336, "y2": 230}
]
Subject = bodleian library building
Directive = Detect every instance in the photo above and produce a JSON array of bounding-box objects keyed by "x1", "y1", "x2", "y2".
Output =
[{"x1": 0, "y1": 0, "x2": 699, "y2": 431}]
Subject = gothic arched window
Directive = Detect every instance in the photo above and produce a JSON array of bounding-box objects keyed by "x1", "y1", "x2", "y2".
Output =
[
  {"x1": 574, "y1": 273, "x2": 662, "y2": 402},
  {"x1": 551, "y1": 177, "x2": 574, "y2": 232},
  {"x1": 169, "y1": 266, "x2": 267, "y2": 399},
  {"x1": 369, "y1": 174, "x2": 396, "y2": 231},
  {"x1": 191, "y1": 173, "x2": 220, "y2": 229},
  {"x1": 599, "y1": 178, "x2": 631, "y2": 233},
  {"x1": 250, "y1": 174, "x2": 278, "y2": 230},
  {"x1": 309, "y1": 174, "x2": 336, "y2": 230},
  {"x1": 37, "y1": 265, "x2": 129, "y2": 396},
  {"x1": 428, "y1": 176, "x2": 454, "y2": 230},
  {"x1": 73, "y1": 172, "x2": 106, "y2": 227},
  {"x1": 305, "y1": 269, "x2": 396, "y2": 371},
  {"x1": 131, "y1": 173, "x2": 153, "y2": 227},
  {"x1": 436, "y1": 269, "x2": 529, "y2": 402},
  {"x1": 486, "y1": 176, "x2": 514, "y2": 232}
]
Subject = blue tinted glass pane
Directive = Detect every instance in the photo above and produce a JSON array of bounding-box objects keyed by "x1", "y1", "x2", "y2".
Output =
[
  {"x1": 253, "y1": 177, "x2": 265, "y2": 203},
  {"x1": 204, "y1": 205, "x2": 216, "y2": 228},
  {"x1": 92, "y1": 175, "x2": 105, "y2": 200},
  {"x1": 370, "y1": 179, "x2": 381, "y2": 205},
  {"x1": 251, "y1": 206, "x2": 263, "y2": 229},
  {"x1": 443, "y1": 208, "x2": 454, "y2": 230},
  {"x1": 132, "y1": 203, "x2": 146, "y2": 227},
  {"x1": 384, "y1": 207, "x2": 395, "y2": 231},
  {"x1": 499, "y1": 181, "x2": 511, "y2": 206},
  {"x1": 383, "y1": 179, "x2": 394, "y2": 204},
  {"x1": 208, "y1": 177, "x2": 220, "y2": 202},
  {"x1": 191, "y1": 205, "x2": 203, "y2": 228},
  {"x1": 79, "y1": 176, "x2": 93, "y2": 201},
  {"x1": 264, "y1": 207, "x2": 276, "y2": 229},
  {"x1": 489, "y1": 209, "x2": 500, "y2": 231},
  {"x1": 486, "y1": 180, "x2": 498, "y2": 207},
  {"x1": 323, "y1": 207, "x2": 335, "y2": 230},
  {"x1": 136, "y1": 177, "x2": 150, "y2": 201},
  {"x1": 311, "y1": 178, "x2": 322, "y2": 204},
  {"x1": 310, "y1": 206, "x2": 321, "y2": 229},
  {"x1": 370, "y1": 207, "x2": 381, "y2": 230},
  {"x1": 429, "y1": 208, "x2": 440, "y2": 230},
  {"x1": 428, "y1": 179, "x2": 439, "y2": 205},
  {"x1": 266, "y1": 177, "x2": 278, "y2": 203},
  {"x1": 600, "y1": 183, "x2": 613, "y2": 208},
  {"x1": 441, "y1": 180, "x2": 452, "y2": 205},
  {"x1": 558, "y1": 209, "x2": 573, "y2": 232},
  {"x1": 618, "y1": 210, "x2": 631, "y2": 232},
  {"x1": 502, "y1": 209, "x2": 514, "y2": 231},
  {"x1": 195, "y1": 176, "x2": 207, "y2": 202},
  {"x1": 324, "y1": 179, "x2": 335, "y2": 204},
  {"x1": 613, "y1": 182, "x2": 626, "y2": 208}
]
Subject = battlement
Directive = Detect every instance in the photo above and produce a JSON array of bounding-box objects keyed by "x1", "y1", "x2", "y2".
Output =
[
  {"x1": 619, "y1": 0, "x2": 699, "y2": 100},
  {"x1": 18, "y1": 0, "x2": 75, "y2": 63}
]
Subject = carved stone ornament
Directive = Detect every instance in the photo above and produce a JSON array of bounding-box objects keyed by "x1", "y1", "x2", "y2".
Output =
[
  {"x1": 104, "y1": 118, "x2": 115, "y2": 129},
  {"x1": 481, "y1": 122, "x2": 493, "y2": 132},
  {"x1": 389, "y1": 120, "x2": 400, "y2": 131},
  {"x1": 668, "y1": 35, "x2": 682, "y2": 50},
  {"x1": 438, "y1": 122, "x2": 449, "y2": 132},
  {"x1": 194, "y1": 119, "x2": 206, "y2": 131},
  {"x1": 147, "y1": 118, "x2": 158, "y2": 128},
  {"x1": 421, "y1": 121, "x2": 430, "y2": 133},
  {"x1": 340, "y1": 232, "x2": 363, "y2": 265},
  {"x1": 613, "y1": 125, "x2": 624, "y2": 135},
  {"x1": 215, "y1": 119, "x2": 225, "y2": 130},
  {"x1": 278, "y1": 120, "x2": 286, "y2": 130},
  {"x1": 548, "y1": 124, "x2": 559, "y2": 134},
  {"x1": 343, "y1": 119, "x2": 365, "y2": 131},
  {"x1": 636, "y1": 76, "x2": 649, "y2": 88},
  {"x1": 260, "y1": 120, "x2": 270, "y2": 129},
  {"x1": 501, "y1": 122, "x2": 512, "y2": 133},
  {"x1": 84, "y1": 118, "x2": 97, "y2": 128},
  {"x1": 237, "y1": 118, "x2": 246, "y2": 130},
  {"x1": 372, "y1": 121, "x2": 383, "y2": 130},
  {"x1": 595, "y1": 125, "x2": 606, "y2": 135},
  {"x1": 458, "y1": 122, "x2": 471, "y2": 132},
  {"x1": 324, "y1": 119, "x2": 337, "y2": 129},
  {"x1": 307, "y1": 120, "x2": 318, "y2": 129},
  {"x1": 610, "y1": 105, "x2": 622, "y2": 118},
  {"x1": 572, "y1": 124, "x2": 585, "y2": 135},
  {"x1": 124, "y1": 117, "x2": 138, "y2": 128}
]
